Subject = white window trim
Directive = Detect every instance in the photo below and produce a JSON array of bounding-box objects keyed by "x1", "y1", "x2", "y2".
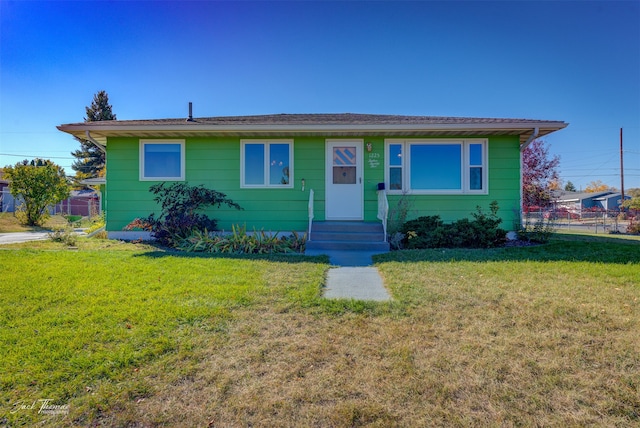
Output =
[
  {"x1": 465, "y1": 140, "x2": 488, "y2": 194},
  {"x1": 139, "y1": 139, "x2": 185, "y2": 181},
  {"x1": 384, "y1": 138, "x2": 488, "y2": 195},
  {"x1": 240, "y1": 139, "x2": 294, "y2": 189}
]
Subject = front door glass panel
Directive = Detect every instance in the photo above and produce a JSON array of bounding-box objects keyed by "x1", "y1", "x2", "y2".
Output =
[{"x1": 333, "y1": 147, "x2": 356, "y2": 184}]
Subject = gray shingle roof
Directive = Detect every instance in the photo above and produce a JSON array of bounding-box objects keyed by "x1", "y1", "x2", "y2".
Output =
[
  {"x1": 553, "y1": 190, "x2": 616, "y2": 202},
  {"x1": 62, "y1": 112, "x2": 564, "y2": 126},
  {"x1": 58, "y1": 113, "x2": 567, "y2": 146}
]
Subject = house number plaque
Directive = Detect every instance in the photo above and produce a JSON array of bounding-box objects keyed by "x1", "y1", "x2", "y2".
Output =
[{"x1": 368, "y1": 153, "x2": 380, "y2": 168}]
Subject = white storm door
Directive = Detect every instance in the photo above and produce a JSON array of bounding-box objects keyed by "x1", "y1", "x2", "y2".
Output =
[{"x1": 326, "y1": 140, "x2": 363, "y2": 220}]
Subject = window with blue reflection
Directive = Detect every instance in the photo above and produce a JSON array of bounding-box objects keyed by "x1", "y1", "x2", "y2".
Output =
[
  {"x1": 410, "y1": 144, "x2": 461, "y2": 190},
  {"x1": 244, "y1": 144, "x2": 265, "y2": 185},
  {"x1": 390, "y1": 168, "x2": 402, "y2": 190},
  {"x1": 144, "y1": 143, "x2": 182, "y2": 178},
  {"x1": 388, "y1": 144, "x2": 403, "y2": 189},
  {"x1": 469, "y1": 144, "x2": 483, "y2": 190},
  {"x1": 242, "y1": 141, "x2": 292, "y2": 187},
  {"x1": 470, "y1": 167, "x2": 482, "y2": 190},
  {"x1": 470, "y1": 144, "x2": 482, "y2": 166},
  {"x1": 269, "y1": 144, "x2": 290, "y2": 185},
  {"x1": 389, "y1": 144, "x2": 402, "y2": 166}
]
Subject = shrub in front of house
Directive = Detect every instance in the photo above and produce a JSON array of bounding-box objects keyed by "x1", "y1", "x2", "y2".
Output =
[
  {"x1": 176, "y1": 225, "x2": 306, "y2": 254},
  {"x1": 125, "y1": 182, "x2": 242, "y2": 248},
  {"x1": 400, "y1": 215, "x2": 445, "y2": 249},
  {"x1": 48, "y1": 225, "x2": 78, "y2": 246},
  {"x1": 627, "y1": 215, "x2": 640, "y2": 235},
  {"x1": 64, "y1": 215, "x2": 83, "y2": 226},
  {"x1": 517, "y1": 215, "x2": 555, "y2": 243},
  {"x1": 400, "y1": 202, "x2": 507, "y2": 249}
]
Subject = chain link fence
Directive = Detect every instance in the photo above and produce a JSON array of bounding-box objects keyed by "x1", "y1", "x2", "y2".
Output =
[
  {"x1": 522, "y1": 207, "x2": 638, "y2": 234},
  {"x1": 1, "y1": 190, "x2": 100, "y2": 219}
]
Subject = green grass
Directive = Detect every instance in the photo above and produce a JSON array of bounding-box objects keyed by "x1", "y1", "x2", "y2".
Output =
[
  {"x1": 373, "y1": 234, "x2": 640, "y2": 426},
  {"x1": 0, "y1": 242, "x2": 327, "y2": 425},
  {"x1": 0, "y1": 212, "x2": 69, "y2": 232},
  {"x1": 1, "y1": 233, "x2": 639, "y2": 426}
]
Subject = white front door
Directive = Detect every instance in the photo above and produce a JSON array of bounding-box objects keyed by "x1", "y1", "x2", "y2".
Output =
[{"x1": 326, "y1": 140, "x2": 363, "y2": 220}]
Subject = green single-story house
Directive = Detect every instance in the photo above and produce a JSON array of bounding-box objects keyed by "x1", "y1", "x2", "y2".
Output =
[{"x1": 57, "y1": 113, "x2": 567, "y2": 243}]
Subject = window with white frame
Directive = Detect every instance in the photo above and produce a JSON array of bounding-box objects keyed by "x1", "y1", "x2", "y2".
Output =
[
  {"x1": 140, "y1": 140, "x2": 185, "y2": 181},
  {"x1": 385, "y1": 139, "x2": 487, "y2": 194},
  {"x1": 241, "y1": 140, "x2": 293, "y2": 188}
]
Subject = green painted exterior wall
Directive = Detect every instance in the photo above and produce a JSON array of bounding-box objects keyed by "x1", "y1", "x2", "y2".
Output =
[
  {"x1": 104, "y1": 135, "x2": 520, "y2": 233},
  {"x1": 385, "y1": 135, "x2": 521, "y2": 231}
]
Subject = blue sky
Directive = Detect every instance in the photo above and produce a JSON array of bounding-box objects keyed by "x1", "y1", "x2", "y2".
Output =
[{"x1": 1, "y1": 0, "x2": 639, "y2": 190}]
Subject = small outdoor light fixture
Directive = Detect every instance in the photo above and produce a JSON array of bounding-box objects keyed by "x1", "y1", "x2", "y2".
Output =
[
  {"x1": 301, "y1": 178, "x2": 305, "y2": 191},
  {"x1": 366, "y1": 142, "x2": 372, "y2": 152}
]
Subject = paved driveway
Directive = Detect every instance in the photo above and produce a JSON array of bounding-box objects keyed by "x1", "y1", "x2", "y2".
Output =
[{"x1": 0, "y1": 232, "x2": 50, "y2": 244}]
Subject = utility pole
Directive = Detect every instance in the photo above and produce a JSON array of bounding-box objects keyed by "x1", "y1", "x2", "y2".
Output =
[{"x1": 620, "y1": 127, "x2": 625, "y2": 208}]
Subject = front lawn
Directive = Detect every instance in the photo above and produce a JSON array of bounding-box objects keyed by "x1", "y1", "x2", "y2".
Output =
[
  {"x1": 0, "y1": 212, "x2": 70, "y2": 233},
  {"x1": 1, "y1": 234, "x2": 638, "y2": 426}
]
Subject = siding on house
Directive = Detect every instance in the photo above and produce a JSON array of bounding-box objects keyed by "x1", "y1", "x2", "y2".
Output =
[
  {"x1": 105, "y1": 134, "x2": 521, "y2": 233},
  {"x1": 385, "y1": 135, "x2": 520, "y2": 229}
]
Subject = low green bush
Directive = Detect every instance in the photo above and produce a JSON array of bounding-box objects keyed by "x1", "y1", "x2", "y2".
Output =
[
  {"x1": 177, "y1": 225, "x2": 306, "y2": 254},
  {"x1": 400, "y1": 215, "x2": 445, "y2": 249},
  {"x1": 627, "y1": 216, "x2": 640, "y2": 234},
  {"x1": 400, "y1": 201, "x2": 506, "y2": 249},
  {"x1": 85, "y1": 213, "x2": 106, "y2": 234},
  {"x1": 65, "y1": 215, "x2": 82, "y2": 225},
  {"x1": 518, "y1": 213, "x2": 555, "y2": 243},
  {"x1": 48, "y1": 225, "x2": 78, "y2": 246}
]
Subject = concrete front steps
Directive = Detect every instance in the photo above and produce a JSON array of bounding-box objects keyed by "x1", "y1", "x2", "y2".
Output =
[{"x1": 306, "y1": 221, "x2": 390, "y2": 252}]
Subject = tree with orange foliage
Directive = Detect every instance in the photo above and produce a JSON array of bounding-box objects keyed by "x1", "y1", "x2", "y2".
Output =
[{"x1": 585, "y1": 180, "x2": 616, "y2": 193}]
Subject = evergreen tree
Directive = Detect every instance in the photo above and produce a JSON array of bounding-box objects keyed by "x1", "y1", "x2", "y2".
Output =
[
  {"x1": 71, "y1": 91, "x2": 116, "y2": 180},
  {"x1": 564, "y1": 181, "x2": 576, "y2": 192}
]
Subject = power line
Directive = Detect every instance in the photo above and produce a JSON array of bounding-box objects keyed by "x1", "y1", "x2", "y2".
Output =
[
  {"x1": 561, "y1": 167, "x2": 640, "y2": 172},
  {"x1": 562, "y1": 174, "x2": 640, "y2": 178},
  {"x1": 0, "y1": 153, "x2": 75, "y2": 160}
]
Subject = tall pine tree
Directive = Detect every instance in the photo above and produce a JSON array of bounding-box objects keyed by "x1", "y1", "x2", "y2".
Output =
[{"x1": 71, "y1": 91, "x2": 116, "y2": 181}]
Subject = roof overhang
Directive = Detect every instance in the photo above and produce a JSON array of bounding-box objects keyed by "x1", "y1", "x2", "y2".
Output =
[
  {"x1": 80, "y1": 177, "x2": 106, "y2": 186},
  {"x1": 57, "y1": 115, "x2": 567, "y2": 148}
]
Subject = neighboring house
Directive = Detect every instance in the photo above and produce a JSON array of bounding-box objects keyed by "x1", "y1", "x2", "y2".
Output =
[
  {"x1": 554, "y1": 190, "x2": 630, "y2": 212},
  {"x1": 0, "y1": 169, "x2": 14, "y2": 212},
  {"x1": 80, "y1": 177, "x2": 106, "y2": 214},
  {"x1": 57, "y1": 113, "x2": 567, "y2": 240},
  {"x1": 592, "y1": 193, "x2": 631, "y2": 211},
  {"x1": 53, "y1": 189, "x2": 100, "y2": 217}
]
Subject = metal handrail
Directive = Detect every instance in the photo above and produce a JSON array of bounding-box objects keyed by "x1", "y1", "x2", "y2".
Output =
[
  {"x1": 308, "y1": 189, "x2": 314, "y2": 241},
  {"x1": 377, "y1": 189, "x2": 389, "y2": 242}
]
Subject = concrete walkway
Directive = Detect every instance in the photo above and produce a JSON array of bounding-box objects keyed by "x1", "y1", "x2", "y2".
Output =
[
  {"x1": 305, "y1": 249, "x2": 392, "y2": 302},
  {"x1": 324, "y1": 267, "x2": 391, "y2": 301}
]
